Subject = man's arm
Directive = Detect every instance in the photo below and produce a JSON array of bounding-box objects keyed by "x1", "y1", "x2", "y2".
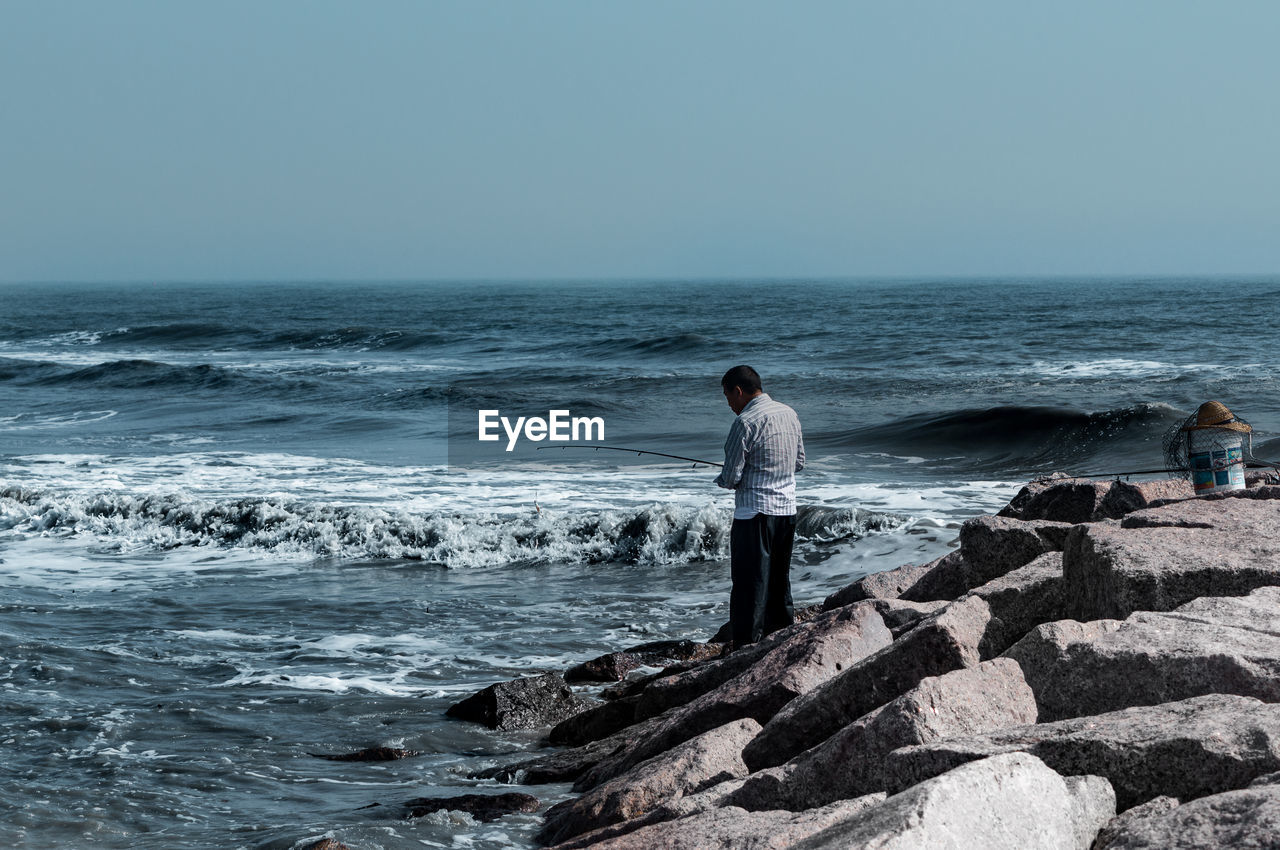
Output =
[
  {"x1": 715, "y1": 419, "x2": 748, "y2": 490},
  {"x1": 795, "y1": 422, "x2": 805, "y2": 472}
]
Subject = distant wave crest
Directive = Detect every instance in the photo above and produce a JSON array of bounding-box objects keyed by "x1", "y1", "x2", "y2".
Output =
[
  {"x1": 828, "y1": 402, "x2": 1185, "y2": 472},
  {"x1": 0, "y1": 487, "x2": 904, "y2": 568}
]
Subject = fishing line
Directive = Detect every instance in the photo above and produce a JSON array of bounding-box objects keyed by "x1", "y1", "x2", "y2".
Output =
[{"x1": 537, "y1": 444, "x2": 723, "y2": 467}]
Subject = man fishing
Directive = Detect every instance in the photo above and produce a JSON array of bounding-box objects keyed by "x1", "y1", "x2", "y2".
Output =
[{"x1": 714, "y1": 365, "x2": 805, "y2": 650}]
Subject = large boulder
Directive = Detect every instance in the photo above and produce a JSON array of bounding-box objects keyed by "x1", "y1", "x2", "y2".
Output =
[
  {"x1": 549, "y1": 696, "x2": 642, "y2": 747},
  {"x1": 536, "y1": 719, "x2": 760, "y2": 846},
  {"x1": 1098, "y1": 479, "x2": 1193, "y2": 517},
  {"x1": 951, "y1": 515, "x2": 1072, "y2": 581},
  {"x1": 1062, "y1": 497, "x2": 1280, "y2": 621},
  {"x1": 446, "y1": 672, "x2": 589, "y2": 731},
  {"x1": 1089, "y1": 796, "x2": 1181, "y2": 849},
  {"x1": 882, "y1": 694, "x2": 1280, "y2": 810},
  {"x1": 866, "y1": 597, "x2": 948, "y2": 637},
  {"x1": 728, "y1": 658, "x2": 1038, "y2": 811},
  {"x1": 894, "y1": 551, "x2": 978, "y2": 602},
  {"x1": 1000, "y1": 477, "x2": 1112, "y2": 523},
  {"x1": 967, "y1": 551, "x2": 1066, "y2": 651},
  {"x1": 742, "y1": 595, "x2": 997, "y2": 771},
  {"x1": 792, "y1": 753, "x2": 1115, "y2": 850},
  {"x1": 821, "y1": 557, "x2": 943, "y2": 608},
  {"x1": 577, "y1": 601, "x2": 893, "y2": 789},
  {"x1": 1005, "y1": 587, "x2": 1280, "y2": 721},
  {"x1": 549, "y1": 795, "x2": 887, "y2": 850},
  {"x1": 1093, "y1": 777, "x2": 1280, "y2": 849}
]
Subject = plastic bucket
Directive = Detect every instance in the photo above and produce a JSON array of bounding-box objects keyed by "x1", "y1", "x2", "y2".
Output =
[{"x1": 1188, "y1": 429, "x2": 1245, "y2": 495}]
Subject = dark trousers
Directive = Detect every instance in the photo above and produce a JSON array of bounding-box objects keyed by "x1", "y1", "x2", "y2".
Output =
[{"x1": 730, "y1": 513, "x2": 796, "y2": 645}]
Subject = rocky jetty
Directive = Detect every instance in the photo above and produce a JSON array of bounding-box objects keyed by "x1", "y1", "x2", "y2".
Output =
[{"x1": 443, "y1": 474, "x2": 1280, "y2": 847}]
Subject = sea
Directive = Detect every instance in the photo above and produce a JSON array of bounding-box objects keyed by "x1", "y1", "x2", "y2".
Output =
[{"x1": 3, "y1": 277, "x2": 1278, "y2": 848}]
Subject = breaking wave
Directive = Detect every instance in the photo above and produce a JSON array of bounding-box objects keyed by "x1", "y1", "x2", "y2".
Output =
[
  {"x1": 831, "y1": 402, "x2": 1184, "y2": 472},
  {"x1": 0, "y1": 487, "x2": 904, "y2": 568}
]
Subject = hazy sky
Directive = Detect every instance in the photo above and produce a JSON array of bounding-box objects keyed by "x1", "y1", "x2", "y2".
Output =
[{"x1": 3, "y1": 1, "x2": 1278, "y2": 282}]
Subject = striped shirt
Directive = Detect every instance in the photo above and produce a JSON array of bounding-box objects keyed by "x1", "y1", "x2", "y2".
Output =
[{"x1": 714, "y1": 393, "x2": 805, "y2": 519}]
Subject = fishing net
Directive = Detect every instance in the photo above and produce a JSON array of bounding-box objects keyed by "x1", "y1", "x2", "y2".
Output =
[{"x1": 1162, "y1": 411, "x2": 1253, "y2": 480}]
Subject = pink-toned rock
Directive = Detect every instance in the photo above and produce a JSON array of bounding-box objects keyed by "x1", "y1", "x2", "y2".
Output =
[
  {"x1": 866, "y1": 597, "x2": 947, "y2": 637},
  {"x1": 881, "y1": 694, "x2": 1280, "y2": 811},
  {"x1": 577, "y1": 601, "x2": 893, "y2": 790},
  {"x1": 1062, "y1": 497, "x2": 1280, "y2": 621},
  {"x1": 947, "y1": 515, "x2": 1071, "y2": 582},
  {"x1": 728, "y1": 658, "x2": 1038, "y2": 811},
  {"x1": 536, "y1": 719, "x2": 760, "y2": 846},
  {"x1": 822, "y1": 557, "x2": 942, "y2": 608},
  {"x1": 550, "y1": 796, "x2": 887, "y2": 850},
  {"x1": 1005, "y1": 586, "x2": 1280, "y2": 721},
  {"x1": 967, "y1": 551, "x2": 1066, "y2": 650},
  {"x1": 793, "y1": 753, "x2": 1114, "y2": 850},
  {"x1": 742, "y1": 595, "x2": 997, "y2": 771}
]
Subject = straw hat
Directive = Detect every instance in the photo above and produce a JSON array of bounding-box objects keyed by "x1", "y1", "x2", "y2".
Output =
[{"x1": 1181, "y1": 400, "x2": 1252, "y2": 433}]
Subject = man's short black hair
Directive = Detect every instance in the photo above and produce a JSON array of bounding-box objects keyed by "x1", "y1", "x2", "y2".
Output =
[{"x1": 721, "y1": 365, "x2": 762, "y2": 394}]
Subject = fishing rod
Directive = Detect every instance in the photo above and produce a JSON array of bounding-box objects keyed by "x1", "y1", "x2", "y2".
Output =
[
  {"x1": 1051, "y1": 458, "x2": 1280, "y2": 481},
  {"x1": 536, "y1": 444, "x2": 723, "y2": 467}
]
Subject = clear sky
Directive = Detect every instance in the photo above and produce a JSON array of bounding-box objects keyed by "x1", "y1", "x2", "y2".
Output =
[{"x1": 2, "y1": 1, "x2": 1278, "y2": 282}]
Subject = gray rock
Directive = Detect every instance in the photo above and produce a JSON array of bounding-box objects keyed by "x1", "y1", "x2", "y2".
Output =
[
  {"x1": 953, "y1": 515, "x2": 1072, "y2": 582},
  {"x1": 1097, "y1": 479, "x2": 1193, "y2": 518},
  {"x1": 1062, "y1": 498, "x2": 1280, "y2": 621},
  {"x1": 792, "y1": 753, "x2": 1115, "y2": 850},
  {"x1": 473, "y1": 717, "x2": 665, "y2": 785},
  {"x1": 728, "y1": 658, "x2": 1038, "y2": 811},
  {"x1": 404, "y1": 792, "x2": 541, "y2": 822},
  {"x1": 968, "y1": 551, "x2": 1066, "y2": 651},
  {"x1": 1093, "y1": 783, "x2": 1280, "y2": 849},
  {"x1": 565, "y1": 652, "x2": 643, "y2": 683},
  {"x1": 578, "y1": 601, "x2": 892, "y2": 789},
  {"x1": 551, "y1": 795, "x2": 887, "y2": 850},
  {"x1": 1015, "y1": 478, "x2": 1112, "y2": 524},
  {"x1": 1005, "y1": 587, "x2": 1280, "y2": 721},
  {"x1": 536, "y1": 718, "x2": 760, "y2": 846},
  {"x1": 867, "y1": 597, "x2": 948, "y2": 637},
  {"x1": 1090, "y1": 796, "x2": 1180, "y2": 849},
  {"x1": 546, "y1": 778, "x2": 755, "y2": 850},
  {"x1": 445, "y1": 672, "x2": 589, "y2": 731},
  {"x1": 882, "y1": 694, "x2": 1280, "y2": 810},
  {"x1": 896, "y1": 551, "x2": 977, "y2": 602},
  {"x1": 742, "y1": 595, "x2": 997, "y2": 771},
  {"x1": 822, "y1": 558, "x2": 942, "y2": 608},
  {"x1": 549, "y1": 696, "x2": 641, "y2": 747}
]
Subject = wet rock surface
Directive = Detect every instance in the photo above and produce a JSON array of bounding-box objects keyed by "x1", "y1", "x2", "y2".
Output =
[
  {"x1": 446, "y1": 672, "x2": 589, "y2": 731},
  {"x1": 310, "y1": 746, "x2": 422, "y2": 762},
  {"x1": 405, "y1": 792, "x2": 541, "y2": 822}
]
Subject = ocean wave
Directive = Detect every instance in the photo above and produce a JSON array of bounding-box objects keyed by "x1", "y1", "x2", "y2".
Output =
[
  {"x1": 1026, "y1": 358, "x2": 1261, "y2": 380},
  {"x1": 0, "y1": 487, "x2": 904, "y2": 568},
  {"x1": 828, "y1": 402, "x2": 1184, "y2": 472},
  {"x1": 260, "y1": 327, "x2": 456, "y2": 352},
  {"x1": 18, "y1": 358, "x2": 327, "y2": 400}
]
